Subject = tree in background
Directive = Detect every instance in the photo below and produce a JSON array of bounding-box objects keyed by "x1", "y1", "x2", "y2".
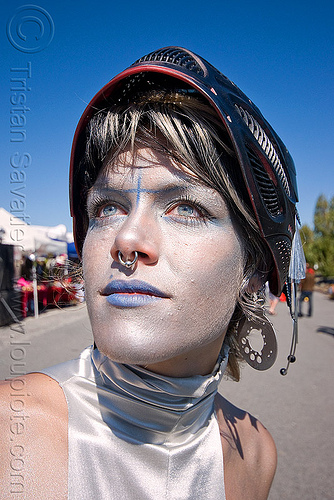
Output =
[
  {"x1": 301, "y1": 195, "x2": 334, "y2": 277},
  {"x1": 300, "y1": 223, "x2": 316, "y2": 266}
]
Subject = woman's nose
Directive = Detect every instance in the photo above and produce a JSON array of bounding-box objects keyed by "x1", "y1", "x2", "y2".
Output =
[{"x1": 110, "y1": 214, "x2": 160, "y2": 267}]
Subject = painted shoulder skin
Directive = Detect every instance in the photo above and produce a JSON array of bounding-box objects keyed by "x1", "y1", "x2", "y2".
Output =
[
  {"x1": 0, "y1": 373, "x2": 67, "y2": 500},
  {"x1": 0, "y1": 374, "x2": 276, "y2": 499},
  {"x1": 215, "y1": 393, "x2": 277, "y2": 500}
]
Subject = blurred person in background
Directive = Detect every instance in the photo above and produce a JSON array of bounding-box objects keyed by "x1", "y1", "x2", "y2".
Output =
[{"x1": 298, "y1": 263, "x2": 315, "y2": 317}]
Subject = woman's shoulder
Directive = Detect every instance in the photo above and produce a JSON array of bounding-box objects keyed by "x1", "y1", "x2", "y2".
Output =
[
  {"x1": 0, "y1": 372, "x2": 67, "y2": 419},
  {"x1": 215, "y1": 392, "x2": 277, "y2": 500},
  {"x1": 0, "y1": 373, "x2": 68, "y2": 499}
]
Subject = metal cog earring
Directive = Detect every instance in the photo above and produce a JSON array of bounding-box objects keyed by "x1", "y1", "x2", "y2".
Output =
[{"x1": 236, "y1": 310, "x2": 277, "y2": 370}]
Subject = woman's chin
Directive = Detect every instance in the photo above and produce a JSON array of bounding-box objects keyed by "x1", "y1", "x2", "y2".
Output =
[{"x1": 95, "y1": 338, "x2": 176, "y2": 366}]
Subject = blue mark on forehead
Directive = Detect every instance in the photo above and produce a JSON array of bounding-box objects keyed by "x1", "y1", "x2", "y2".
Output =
[
  {"x1": 136, "y1": 168, "x2": 142, "y2": 207},
  {"x1": 119, "y1": 168, "x2": 164, "y2": 210}
]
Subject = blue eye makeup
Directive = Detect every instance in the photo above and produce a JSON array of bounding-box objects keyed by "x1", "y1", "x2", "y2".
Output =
[
  {"x1": 86, "y1": 191, "x2": 128, "y2": 231},
  {"x1": 88, "y1": 192, "x2": 125, "y2": 216}
]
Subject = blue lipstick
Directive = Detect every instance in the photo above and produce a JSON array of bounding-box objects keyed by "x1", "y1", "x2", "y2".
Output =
[{"x1": 101, "y1": 280, "x2": 168, "y2": 308}]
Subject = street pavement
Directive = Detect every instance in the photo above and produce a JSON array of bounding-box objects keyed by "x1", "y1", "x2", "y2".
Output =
[
  {"x1": 221, "y1": 292, "x2": 334, "y2": 500},
  {"x1": 0, "y1": 292, "x2": 333, "y2": 499}
]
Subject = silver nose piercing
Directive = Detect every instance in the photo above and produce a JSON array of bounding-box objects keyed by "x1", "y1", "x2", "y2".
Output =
[{"x1": 118, "y1": 251, "x2": 138, "y2": 269}]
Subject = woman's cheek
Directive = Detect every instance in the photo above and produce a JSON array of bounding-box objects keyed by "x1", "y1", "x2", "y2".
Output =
[{"x1": 82, "y1": 235, "x2": 106, "y2": 291}]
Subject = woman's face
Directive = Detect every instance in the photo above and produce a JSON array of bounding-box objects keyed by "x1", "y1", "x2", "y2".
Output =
[{"x1": 83, "y1": 146, "x2": 245, "y2": 376}]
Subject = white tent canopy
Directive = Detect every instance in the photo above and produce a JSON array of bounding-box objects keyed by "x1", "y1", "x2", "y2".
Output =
[{"x1": 0, "y1": 207, "x2": 70, "y2": 255}]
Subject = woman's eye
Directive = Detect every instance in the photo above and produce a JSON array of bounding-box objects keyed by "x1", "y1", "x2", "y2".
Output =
[
  {"x1": 96, "y1": 203, "x2": 126, "y2": 218},
  {"x1": 100, "y1": 204, "x2": 117, "y2": 217},
  {"x1": 167, "y1": 202, "x2": 204, "y2": 220},
  {"x1": 176, "y1": 204, "x2": 198, "y2": 217}
]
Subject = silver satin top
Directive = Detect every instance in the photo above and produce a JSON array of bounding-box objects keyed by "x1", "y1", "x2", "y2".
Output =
[{"x1": 42, "y1": 345, "x2": 228, "y2": 499}]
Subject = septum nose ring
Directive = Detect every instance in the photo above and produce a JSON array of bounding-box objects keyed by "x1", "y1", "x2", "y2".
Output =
[{"x1": 118, "y1": 251, "x2": 138, "y2": 269}]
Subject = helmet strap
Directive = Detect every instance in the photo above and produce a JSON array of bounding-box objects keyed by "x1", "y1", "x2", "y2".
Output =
[{"x1": 280, "y1": 216, "x2": 306, "y2": 375}]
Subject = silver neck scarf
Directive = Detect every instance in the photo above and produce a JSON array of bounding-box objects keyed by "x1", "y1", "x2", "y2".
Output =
[{"x1": 42, "y1": 345, "x2": 229, "y2": 499}]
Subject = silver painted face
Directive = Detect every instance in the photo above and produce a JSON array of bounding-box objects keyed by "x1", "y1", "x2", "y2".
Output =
[{"x1": 83, "y1": 147, "x2": 245, "y2": 376}]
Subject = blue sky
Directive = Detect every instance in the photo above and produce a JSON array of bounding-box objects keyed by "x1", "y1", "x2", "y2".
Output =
[{"x1": 1, "y1": 0, "x2": 333, "y2": 235}]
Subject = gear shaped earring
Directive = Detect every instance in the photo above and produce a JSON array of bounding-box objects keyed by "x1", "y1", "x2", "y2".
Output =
[{"x1": 237, "y1": 312, "x2": 277, "y2": 370}]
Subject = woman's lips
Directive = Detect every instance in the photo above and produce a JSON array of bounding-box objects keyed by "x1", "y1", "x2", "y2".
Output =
[{"x1": 101, "y1": 280, "x2": 169, "y2": 308}]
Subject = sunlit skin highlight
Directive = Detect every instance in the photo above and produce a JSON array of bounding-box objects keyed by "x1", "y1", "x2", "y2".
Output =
[{"x1": 83, "y1": 146, "x2": 245, "y2": 377}]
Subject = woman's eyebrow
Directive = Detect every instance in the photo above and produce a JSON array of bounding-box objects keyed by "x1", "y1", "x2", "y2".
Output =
[{"x1": 88, "y1": 183, "x2": 195, "y2": 199}]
